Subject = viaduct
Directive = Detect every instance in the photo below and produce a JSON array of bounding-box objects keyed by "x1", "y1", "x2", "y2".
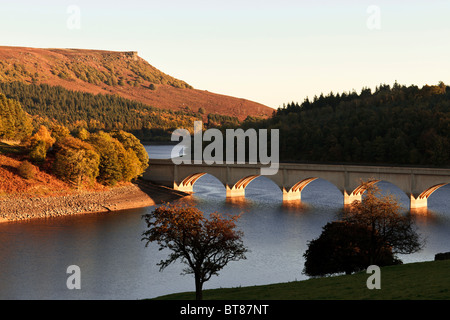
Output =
[{"x1": 143, "y1": 159, "x2": 450, "y2": 210}]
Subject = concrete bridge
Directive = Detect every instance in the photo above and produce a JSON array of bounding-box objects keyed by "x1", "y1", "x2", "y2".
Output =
[{"x1": 143, "y1": 159, "x2": 450, "y2": 210}]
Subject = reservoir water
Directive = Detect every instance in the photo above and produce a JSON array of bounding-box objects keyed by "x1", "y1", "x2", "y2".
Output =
[{"x1": 1, "y1": 145, "x2": 449, "y2": 299}]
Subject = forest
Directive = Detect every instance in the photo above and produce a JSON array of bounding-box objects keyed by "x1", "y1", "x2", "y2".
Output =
[
  {"x1": 0, "y1": 81, "x2": 245, "y2": 142},
  {"x1": 0, "y1": 81, "x2": 203, "y2": 141},
  {"x1": 239, "y1": 81, "x2": 450, "y2": 167}
]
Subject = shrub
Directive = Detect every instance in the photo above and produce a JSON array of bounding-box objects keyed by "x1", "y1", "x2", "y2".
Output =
[
  {"x1": 435, "y1": 252, "x2": 450, "y2": 261},
  {"x1": 18, "y1": 160, "x2": 36, "y2": 180},
  {"x1": 73, "y1": 128, "x2": 90, "y2": 141}
]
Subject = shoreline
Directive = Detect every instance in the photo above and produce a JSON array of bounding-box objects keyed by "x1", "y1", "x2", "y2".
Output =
[{"x1": 0, "y1": 180, "x2": 189, "y2": 223}]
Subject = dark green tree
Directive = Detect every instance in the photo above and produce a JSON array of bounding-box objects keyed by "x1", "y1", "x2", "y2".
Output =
[{"x1": 303, "y1": 221, "x2": 399, "y2": 277}]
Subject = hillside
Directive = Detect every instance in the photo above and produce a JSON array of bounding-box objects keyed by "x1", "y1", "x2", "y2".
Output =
[
  {"x1": 0, "y1": 148, "x2": 71, "y2": 197},
  {"x1": 0, "y1": 46, "x2": 273, "y2": 121}
]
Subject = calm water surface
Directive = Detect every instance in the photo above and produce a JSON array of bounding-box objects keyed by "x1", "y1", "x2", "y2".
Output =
[{"x1": 0, "y1": 145, "x2": 449, "y2": 299}]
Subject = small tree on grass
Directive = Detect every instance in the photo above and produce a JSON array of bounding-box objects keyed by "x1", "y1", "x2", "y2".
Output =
[
  {"x1": 141, "y1": 203, "x2": 248, "y2": 300},
  {"x1": 303, "y1": 180, "x2": 423, "y2": 277},
  {"x1": 303, "y1": 221, "x2": 399, "y2": 277},
  {"x1": 343, "y1": 181, "x2": 423, "y2": 265}
]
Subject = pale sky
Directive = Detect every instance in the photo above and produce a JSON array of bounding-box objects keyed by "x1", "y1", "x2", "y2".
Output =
[{"x1": 1, "y1": 0, "x2": 450, "y2": 108}]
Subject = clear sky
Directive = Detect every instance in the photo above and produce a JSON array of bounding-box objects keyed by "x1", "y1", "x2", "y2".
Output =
[{"x1": 1, "y1": 0, "x2": 450, "y2": 108}]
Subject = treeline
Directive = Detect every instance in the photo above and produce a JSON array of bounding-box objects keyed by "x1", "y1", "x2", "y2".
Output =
[
  {"x1": 0, "y1": 81, "x2": 249, "y2": 142},
  {"x1": 1, "y1": 93, "x2": 149, "y2": 188},
  {"x1": 0, "y1": 81, "x2": 203, "y2": 141},
  {"x1": 240, "y1": 82, "x2": 450, "y2": 166}
]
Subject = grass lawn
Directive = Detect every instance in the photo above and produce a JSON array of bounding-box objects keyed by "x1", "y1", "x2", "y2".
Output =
[{"x1": 153, "y1": 260, "x2": 450, "y2": 300}]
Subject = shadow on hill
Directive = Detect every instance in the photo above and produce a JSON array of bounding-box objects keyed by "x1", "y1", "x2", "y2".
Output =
[
  {"x1": 0, "y1": 164, "x2": 18, "y2": 176},
  {"x1": 0, "y1": 141, "x2": 26, "y2": 155}
]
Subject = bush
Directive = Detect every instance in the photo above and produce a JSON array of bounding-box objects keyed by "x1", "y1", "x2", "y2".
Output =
[
  {"x1": 435, "y1": 252, "x2": 450, "y2": 261},
  {"x1": 18, "y1": 160, "x2": 36, "y2": 180},
  {"x1": 73, "y1": 127, "x2": 90, "y2": 141}
]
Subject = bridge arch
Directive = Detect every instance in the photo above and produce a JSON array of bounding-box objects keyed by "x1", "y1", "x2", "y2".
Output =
[
  {"x1": 175, "y1": 172, "x2": 226, "y2": 193},
  {"x1": 411, "y1": 183, "x2": 449, "y2": 210},
  {"x1": 226, "y1": 175, "x2": 261, "y2": 197},
  {"x1": 226, "y1": 175, "x2": 285, "y2": 198},
  {"x1": 417, "y1": 183, "x2": 448, "y2": 199},
  {"x1": 282, "y1": 177, "x2": 318, "y2": 201},
  {"x1": 344, "y1": 179, "x2": 436, "y2": 210}
]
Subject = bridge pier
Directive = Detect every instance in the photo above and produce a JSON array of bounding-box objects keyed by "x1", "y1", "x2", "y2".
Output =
[
  {"x1": 174, "y1": 183, "x2": 194, "y2": 193},
  {"x1": 343, "y1": 191, "x2": 362, "y2": 206},
  {"x1": 410, "y1": 195, "x2": 427, "y2": 210},
  {"x1": 282, "y1": 188, "x2": 301, "y2": 202},
  {"x1": 226, "y1": 185, "x2": 246, "y2": 198}
]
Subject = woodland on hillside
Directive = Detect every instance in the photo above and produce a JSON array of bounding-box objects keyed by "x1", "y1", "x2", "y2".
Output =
[
  {"x1": 240, "y1": 82, "x2": 450, "y2": 167},
  {"x1": 0, "y1": 81, "x2": 244, "y2": 142}
]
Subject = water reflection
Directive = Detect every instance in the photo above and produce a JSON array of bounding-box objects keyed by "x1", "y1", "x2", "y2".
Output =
[{"x1": 0, "y1": 145, "x2": 449, "y2": 299}]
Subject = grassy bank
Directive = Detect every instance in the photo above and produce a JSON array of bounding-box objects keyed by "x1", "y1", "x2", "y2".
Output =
[{"x1": 154, "y1": 260, "x2": 450, "y2": 300}]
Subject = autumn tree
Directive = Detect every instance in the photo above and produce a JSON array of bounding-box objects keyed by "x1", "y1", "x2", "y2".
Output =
[
  {"x1": 51, "y1": 124, "x2": 71, "y2": 143},
  {"x1": 27, "y1": 125, "x2": 56, "y2": 163},
  {"x1": 73, "y1": 127, "x2": 90, "y2": 141},
  {"x1": 88, "y1": 131, "x2": 136, "y2": 185},
  {"x1": 303, "y1": 180, "x2": 423, "y2": 277},
  {"x1": 53, "y1": 136, "x2": 100, "y2": 188},
  {"x1": 141, "y1": 203, "x2": 248, "y2": 300},
  {"x1": 343, "y1": 181, "x2": 423, "y2": 265},
  {"x1": 110, "y1": 130, "x2": 149, "y2": 174}
]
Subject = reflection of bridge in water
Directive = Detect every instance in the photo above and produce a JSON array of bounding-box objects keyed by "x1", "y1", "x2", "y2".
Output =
[{"x1": 143, "y1": 159, "x2": 450, "y2": 211}]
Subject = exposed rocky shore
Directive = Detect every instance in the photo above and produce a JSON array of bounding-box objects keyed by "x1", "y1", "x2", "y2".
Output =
[{"x1": 0, "y1": 181, "x2": 188, "y2": 223}]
